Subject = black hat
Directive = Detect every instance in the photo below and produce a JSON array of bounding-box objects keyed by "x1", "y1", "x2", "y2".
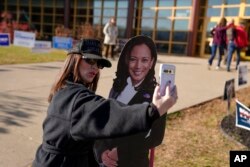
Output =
[{"x1": 68, "y1": 39, "x2": 112, "y2": 68}]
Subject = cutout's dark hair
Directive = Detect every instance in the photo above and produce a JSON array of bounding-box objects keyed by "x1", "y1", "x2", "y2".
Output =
[{"x1": 113, "y1": 36, "x2": 157, "y2": 92}]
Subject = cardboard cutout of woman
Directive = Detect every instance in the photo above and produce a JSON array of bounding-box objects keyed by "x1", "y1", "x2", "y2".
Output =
[{"x1": 94, "y1": 35, "x2": 166, "y2": 167}]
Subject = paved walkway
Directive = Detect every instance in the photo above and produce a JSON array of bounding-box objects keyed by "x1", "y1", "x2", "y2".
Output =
[{"x1": 0, "y1": 55, "x2": 249, "y2": 167}]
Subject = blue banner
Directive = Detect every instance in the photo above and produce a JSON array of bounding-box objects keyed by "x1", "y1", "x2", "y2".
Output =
[
  {"x1": 52, "y1": 36, "x2": 73, "y2": 50},
  {"x1": 236, "y1": 100, "x2": 250, "y2": 131},
  {"x1": 0, "y1": 33, "x2": 10, "y2": 46}
]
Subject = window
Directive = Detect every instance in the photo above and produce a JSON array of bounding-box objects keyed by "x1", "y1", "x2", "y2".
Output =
[
  {"x1": 102, "y1": 18, "x2": 110, "y2": 25},
  {"x1": 142, "y1": 9, "x2": 155, "y2": 17},
  {"x1": 244, "y1": 7, "x2": 250, "y2": 16},
  {"x1": 103, "y1": 9, "x2": 115, "y2": 17},
  {"x1": 44, "y1": 7, "x2": 53, "y2": 13},
  {"x1": 159, "y1": 0, "x2": 174, "y2": 7},
  {"x1": 94, "y1": 0, "x2": 102, "y2": 8},
  {"x1": 224, "y1": 7, "x2": 239, "y2": 16},
  {"x1": 174, "y1": 20, "x2": 188, "y2": 31},
  {"x1": 20, "y1": 0, "x2": 29, "y2": 6},
  {"x1": 118, "y1": 29, "x2": 126, "y2": 37},
  {"x1": 43, "y1": 15, "x2": 53, "y2": 22},
  {"x1": 175, "y1": 9, "x2": 190, "y2": 17},
  {"x1": 116, "y1": 18, "x2": 127, "y2": 28},
  {"x1": 225, "y1": 0, "x2": 240, "y2": 5},
  {"x1": 171, "y1": 44, "x2": 187, "y2": 54},
  {"x1": 94, "y1": 9, "x2": 101, "y2": 17},
  {"x1": 55, "y1": 16, "x2": 64, "y2": 24},
  {"x1": 156, "y1": 31, "x2": 170, "y2": 41},
  {"x1": 44, "y1": 1, "x2": 53, "y2": 7},
  {"x1": 0, "y1": 4, "x2": 3, "y2": 11},
  {"x1": 93, "y1": 17, "x2": 101, "y2": 25},
  {"x1": 31, "y1": 7, "x2": 41, "y2": 14},
  {"x1": 104, "y1": 1, "x2": 115, "y2": 8},
  {"x1": 7, "y1": 0, "x2": 17, "y2": 5},
  {"x1": 55, "y1": 0, "x2": 64, "y2": 7},
  {"x1": 156, "y1": 43, "x2": 169, "y2": 53},
  {"x1": 56, "y1": 8, "x2": 64, "y2": 14},
  {"x1": 117, "y1": 9, "x2": 127, "y2": 17},
  {"x1": 31, "y1": 0, "x2": 41, "y2": 6},
  {"x1": 118, "y1": 0, "x2": 128, "y2": 8},
  {"x1": 140, "y1": 30, "x2": 153, "y2": 37},
  {"x1": 158, "y1": 10, "x2": 172, "y2": 17},
  {"x1": 176, "y1": 0, "x2": 192, "y2": 6},
  {"x1": 157, "y1": 18, "x2": 171, "y2": 30},
  {"x1": 142, "y1": 0, "x2": 156, "y2": 8},
  {"x1": 172, "y1": 32, "x2": 188, "y2": 42},
  {"x1": 141, "y1": 18, "x2": 155, "y2": 29},
  {"x1": 207, "y1": 8, "x2": 221, "y2": 16},
  {"x1": 208, "y1": 0, "x2": 223, "y2": 6},
  {"x1": 31, "y1": 15, "x2": 41, "y2": 23}
]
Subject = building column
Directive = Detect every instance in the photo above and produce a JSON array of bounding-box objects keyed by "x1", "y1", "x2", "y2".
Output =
[
  {"x1": 125, "y1": 0, "x2": 135, "y2": 38},
  {"x1": 186, "y1": 0, "x2": 200, "y2": 57},
  {"x1": 64, "y1": 0, "x2": 70, "y2": 28}
]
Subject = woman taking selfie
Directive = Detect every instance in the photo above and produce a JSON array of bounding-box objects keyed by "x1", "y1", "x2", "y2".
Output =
[{"x1": 32, "y1": 39, "x2": 178, "y2": 167}]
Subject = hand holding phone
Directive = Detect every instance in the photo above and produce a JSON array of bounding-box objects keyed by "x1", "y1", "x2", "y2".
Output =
[{"x1": 159, "y1": 64, "x2": 176, "y2": 96}]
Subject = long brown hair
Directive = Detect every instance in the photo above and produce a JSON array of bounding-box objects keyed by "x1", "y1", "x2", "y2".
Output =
[
  {"x1": 218, "y1": 17, "x2": 227, "y2": 27},
  {"x1": 48, "y1": 53, "x2": 100, "y2": 102}
]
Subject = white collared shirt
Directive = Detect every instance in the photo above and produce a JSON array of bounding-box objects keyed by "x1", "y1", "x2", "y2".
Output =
[{"x1": 116, "y1": 77, "x2": 143, "y2": 104}]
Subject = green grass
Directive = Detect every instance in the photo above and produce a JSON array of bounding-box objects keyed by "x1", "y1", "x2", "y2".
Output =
[
  {"x1": 0, "y1": 45, "x2": 66, "y2": 65},
  {"x1": 154, "y1": 89, "x2": 250, "y2": 167}
]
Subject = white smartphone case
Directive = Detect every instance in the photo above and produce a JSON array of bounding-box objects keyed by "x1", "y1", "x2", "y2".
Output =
[{"x1": 159, "y1": 64, "x2": 176, "y2": 96}]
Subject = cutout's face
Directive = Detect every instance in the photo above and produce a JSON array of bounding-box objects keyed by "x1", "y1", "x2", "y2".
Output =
[
  {"x1": 79, "y1": 59, "x2": 99, "y2": 84},
  {"x1": 128, "y1": 44, "x2": 154, "y2": 86}
]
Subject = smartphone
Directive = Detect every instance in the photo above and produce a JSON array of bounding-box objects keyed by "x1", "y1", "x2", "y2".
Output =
[{"x1": 159, "y1": 64, "x2": 176, "y2": 96}]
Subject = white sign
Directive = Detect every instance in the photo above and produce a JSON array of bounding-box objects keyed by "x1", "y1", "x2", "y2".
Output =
[
  {"x1": 13, "y1": 30, "x2": 36, "y2": 48},
  {"x1": 238, "y1": 65, "x2": 248, "y2": 86},
  {"x1": 31, "y1": 40, "x2": 52, "y2": 53}
]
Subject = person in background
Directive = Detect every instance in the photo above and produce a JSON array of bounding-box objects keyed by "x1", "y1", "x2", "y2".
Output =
[
  {"x1": 208, "y1": 17, "x2": 233, "y2": 70},
  {"x1": 226, "y1": 21, "x2": 248, "y2": 71},
  {"x1": 32, "y1": 38, "x2": 178, "y2": 167},
  {"x1": 94, "y1": 35, "x2": 167, "y2": 167},
  {"x1": 103, "y1": 17, "x2": 118, "y2": 60},
  {"x1": 224, "y1": 18, "x2": 236, "y2": 65}
]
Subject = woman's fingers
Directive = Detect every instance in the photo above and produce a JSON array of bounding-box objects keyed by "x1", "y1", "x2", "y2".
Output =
[
  {"x1": 102, "y1": 149, "x2": 118, "y2": 167},
  {"x1": 108, "y1": 147, "x2": 118, "y2": 161},
  {"x1": 153, "y1": 85, "x2": 160, "y2": 98},
  {"x1": 153, "y1": 84, "x2": 178, "y2": 116},
  {"x1": 170, "y1": 85, "x2": 178, "y2": 101}
]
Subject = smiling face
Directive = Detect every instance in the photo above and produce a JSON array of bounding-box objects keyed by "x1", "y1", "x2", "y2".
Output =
[
  {"x1": 128, "y1": 44, "x2": 154, "y2": 86},
  {"x1": 79, "y1": 59, "x2": 100, "y2": 84}
]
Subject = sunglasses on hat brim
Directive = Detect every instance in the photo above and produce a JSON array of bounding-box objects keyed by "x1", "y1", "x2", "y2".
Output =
[{"x1": 83, "y1": 58, "x2": 104, "y2": 69}]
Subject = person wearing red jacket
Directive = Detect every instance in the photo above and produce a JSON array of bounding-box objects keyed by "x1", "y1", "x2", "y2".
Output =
[
  {"x1": 208, "y1": 18, "x2": 234, "y2": 70},
  {"x1": 226, "y1": 22, "x2": 248, "y2": 71}
]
